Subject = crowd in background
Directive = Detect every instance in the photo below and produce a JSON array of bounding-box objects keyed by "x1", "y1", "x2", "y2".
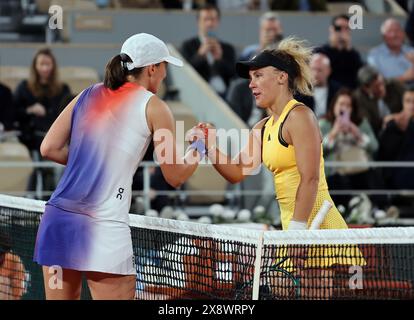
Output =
[
  {"x1": 2, "y1": 0, "x2": 414, "y2": 302},
  {"x1": 96, "y1": 0, "x2": 335, "y2": 11},
  {"x1": 1, "y1": 2, "x2": 414, "y2": 218}
]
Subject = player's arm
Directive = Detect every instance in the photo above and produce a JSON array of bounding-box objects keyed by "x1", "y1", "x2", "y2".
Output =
[
  {"x1": 147, "y1": 95, "x2": 200, "y2": 188},
  {"x1": 207, "y1": 117, "x2": 267, "y2": 184},
  {"x1": 40, "y1": 93, "x2": 81, "y2": 165},
  {"x1": 287, "y1": 106, "x2": 321, "y2": 228}
]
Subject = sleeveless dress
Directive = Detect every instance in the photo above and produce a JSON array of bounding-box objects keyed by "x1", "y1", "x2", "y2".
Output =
[
  {"x1": 34, "y1": 82, "x2": 153, "y2": 274},
  {"x1": 262, "y1": 99, "x2": 365, "y2": 268}
]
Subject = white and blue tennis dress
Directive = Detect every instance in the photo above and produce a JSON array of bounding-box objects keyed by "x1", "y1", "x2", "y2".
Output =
[{"x1": 34, "y1": 82, "x2": 153, "y2": 275}]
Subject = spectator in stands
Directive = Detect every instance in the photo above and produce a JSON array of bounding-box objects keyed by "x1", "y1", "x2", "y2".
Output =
[
  {"x1": 297, "y1": 53, "x2": 340, "y2": 118},
  {"x1": 240, "y1": 11, "x2": 283, "y2": 61},
  {"x1": 14, "y1": 48, "x2": 71, "y2": 193},
  {"x1": 181, "y1": 4, "x2": 236, "y2": 97},
  {"x1": 377, "y1": 85, "x2": 414, "y2": 190},
  {"x1": 269, "y1": 0, "x2": 327, "y2": 11},
  {"x1": 367, "y1": 18, "x2": 414, "y2": 85},
  {"x1": 0, "y1": 82, "x2": 15, "y2": 131},
  {"x1": 353, "y1": 65, "x2": 404, "y2": 138},
  {"x1": 319, "y1": 88, "x2": 378, "y2": 211},
  {"x1": 14, "y1": 48, "x2": 71, "y2": 152},
  {"x1": 0, "y1": 232, "x2": 27, "y2": 300},
  {"x1": 315, "y1": 14, "x2": 363, "y2": 89}
]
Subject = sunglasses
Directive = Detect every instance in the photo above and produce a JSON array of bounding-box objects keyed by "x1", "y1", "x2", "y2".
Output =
[{"x1": 334, "y1": 24, "x2": 350, "y2": 32}]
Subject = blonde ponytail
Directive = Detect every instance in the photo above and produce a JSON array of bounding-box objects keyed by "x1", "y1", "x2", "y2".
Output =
[{"x1": 270, "y1": 37, "x2": 313, "y2": 96}]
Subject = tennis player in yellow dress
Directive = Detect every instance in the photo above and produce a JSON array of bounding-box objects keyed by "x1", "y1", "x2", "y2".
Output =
[{"x1": 197, "y1": 37, "x2": 365, "y2": 299}]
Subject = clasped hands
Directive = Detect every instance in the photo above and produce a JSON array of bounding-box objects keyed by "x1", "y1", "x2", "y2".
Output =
[{"x1": 185, "y1": 122, "x2": 216, "y2": 158}]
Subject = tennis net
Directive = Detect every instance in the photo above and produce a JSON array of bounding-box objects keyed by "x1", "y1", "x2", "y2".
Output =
[{"x1": 1, "y1": 194, "x2": 413, "y2": 300}]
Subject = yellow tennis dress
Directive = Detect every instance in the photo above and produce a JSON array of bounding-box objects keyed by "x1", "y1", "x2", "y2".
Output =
[{"x1": 262, "y1": 99, "x2": 365, "y2": 268}]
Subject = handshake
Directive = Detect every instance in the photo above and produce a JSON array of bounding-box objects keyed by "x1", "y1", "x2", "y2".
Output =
[{"x1": 185, "y1": 122, "x2": 217, "y2": 160}]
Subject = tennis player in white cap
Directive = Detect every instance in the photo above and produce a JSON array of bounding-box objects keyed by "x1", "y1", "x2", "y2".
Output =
[{"x1": 34, "y1": 33, "x2": 207, "y2": 299}]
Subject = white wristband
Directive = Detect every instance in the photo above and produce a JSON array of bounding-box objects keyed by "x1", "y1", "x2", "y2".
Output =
[{"x1": 288, "y1": 220, "x2": 307, "y2": 230}]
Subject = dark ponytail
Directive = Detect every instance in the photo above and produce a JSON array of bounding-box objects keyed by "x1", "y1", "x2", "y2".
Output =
[
  {"x1": 104, "y1": 54, "x2": 144, "y2": 90},
  {"x1": 104, "y1": 54, "x2": 127, "y2": 90}
]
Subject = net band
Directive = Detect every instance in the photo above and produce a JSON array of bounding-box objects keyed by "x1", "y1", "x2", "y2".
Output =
[{"x1": 1, "y1": 194, "x2": 414, "y2": 300}]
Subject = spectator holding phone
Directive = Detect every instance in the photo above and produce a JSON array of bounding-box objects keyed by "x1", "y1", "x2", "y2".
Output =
[
  {"x1": 319, "y1": 88, "x2": 379, "y2": 211},
  {"x1": 315, "y1": 14, "x2": 363, "y2": 89},
  {"x1": 181, "y1": 3, "x2": 236, "y2": 97}
]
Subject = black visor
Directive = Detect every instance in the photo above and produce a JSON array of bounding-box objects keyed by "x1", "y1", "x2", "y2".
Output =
[{"x1": 236, "y1": 51, "x2": 296, "y2": 79}]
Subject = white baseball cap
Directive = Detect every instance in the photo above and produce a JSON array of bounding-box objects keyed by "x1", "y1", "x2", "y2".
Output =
[{"x1": 120, "y1": 33, "x2": 183, "y2": 70}]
